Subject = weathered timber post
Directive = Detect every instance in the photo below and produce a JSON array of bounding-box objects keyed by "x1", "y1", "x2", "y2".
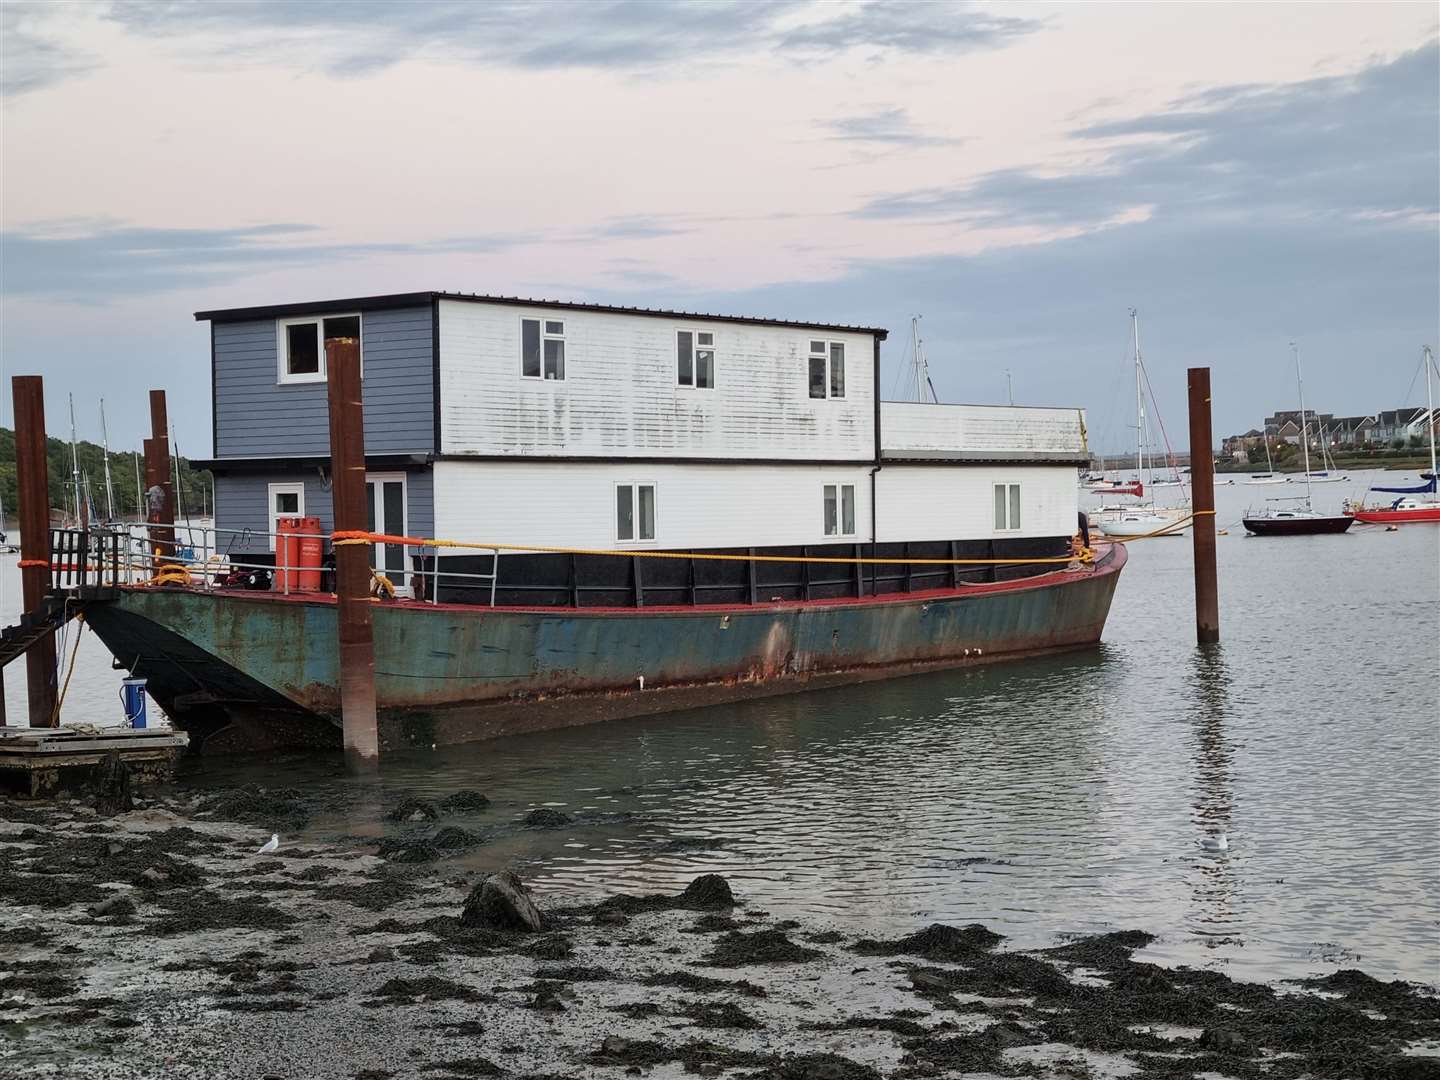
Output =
[
  {"x1": 1187, "y1": 367, "x2": 1220, "y2": 643},
  {"x1": 325, "y1": 335, "x2": 379, "y2": 771},
  {"x1": 12, "y1": 376, "x2": 59, "y2": 726},
  {"x1": 145, "y1": 390, "x2": 175, "y2": 565}
]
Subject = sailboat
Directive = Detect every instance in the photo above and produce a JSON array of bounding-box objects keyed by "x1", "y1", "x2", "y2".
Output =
[
  {"x1": 1099, "y1": 311, "x2": 1188, "y2": 538},
  {"x1": 1301, "y1": 424, "x2": 1349, "y2": 483},
  {"x1": 1345, "y1": 346, "x2": 1440, "y2": 524},
  {"x1": 1243, "y1": 430, "x2": 1287, "y2": 485},
  {"x1": 1243, "y1": 344, "x2": 1354, "y2": 536}
]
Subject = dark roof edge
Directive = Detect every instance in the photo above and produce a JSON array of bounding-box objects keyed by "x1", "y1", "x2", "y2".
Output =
[{"x1": 194, "y1": 291, "x2": 888, "y2": 338}]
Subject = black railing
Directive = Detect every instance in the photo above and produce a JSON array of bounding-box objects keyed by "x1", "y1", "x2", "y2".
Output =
[{"x1": 48, "y1": 528, "x2": 126, "y2": 594}]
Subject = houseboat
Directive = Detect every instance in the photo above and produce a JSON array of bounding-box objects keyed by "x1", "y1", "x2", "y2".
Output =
[{"x1": 79, "y1": 292, "x2": 1125, "y2": 752}]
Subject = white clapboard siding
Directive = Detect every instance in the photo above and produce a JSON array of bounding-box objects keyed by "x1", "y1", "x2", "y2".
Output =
[
  {"x1": 433, "y1": 461, "x2": 1076, "y2": 551},
  {"x1": 881, "y1": 402, "x2": 1088, "y2": 460},
  {"x1": 876, "y1": 466, "x2": 1078, "y2": 542},
  {"x1": 438, "y1": 300, "x2": 875, "y2": 460},
  {"x1": 433, "y1": 461, "x2": 875, "y2": 551}
]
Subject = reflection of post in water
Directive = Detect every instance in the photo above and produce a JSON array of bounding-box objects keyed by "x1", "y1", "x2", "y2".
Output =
[{"x1": 1187, "y1": 643, "x2": 1237, "y2": 946}]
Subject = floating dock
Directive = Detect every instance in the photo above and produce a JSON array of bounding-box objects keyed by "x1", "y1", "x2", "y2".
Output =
[{"x1": 0, "y1": 725, "x2": 189, "y2": 797}]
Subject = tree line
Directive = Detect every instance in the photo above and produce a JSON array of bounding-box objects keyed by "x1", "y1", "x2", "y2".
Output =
[{"x1": 0, "y1": 427, "x2": 213, "y2": 523}]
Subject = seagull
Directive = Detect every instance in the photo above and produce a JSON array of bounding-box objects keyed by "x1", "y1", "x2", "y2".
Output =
[
  {"x1": 1199, "y1": 833, "x2": 1229, "y2": 852},
  {"x1": 256, "y1": 833, "x2": 280, "y2": 855}
]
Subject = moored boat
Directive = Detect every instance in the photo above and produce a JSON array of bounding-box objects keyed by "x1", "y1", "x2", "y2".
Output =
[
  {"x1": 54, "y1": 290, "x2": 1127, "y2": 752},
  {"x1": 1343, "y1": 347, "x2": 1440, "y2": 525}
]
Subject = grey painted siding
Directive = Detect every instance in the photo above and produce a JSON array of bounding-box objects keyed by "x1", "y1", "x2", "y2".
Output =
[
  {"x1": 213, "y1": 306, "x2": 434, "y2": 458},
  {"x1": 216, "y1": 468, "x2": 434, "y2": 555}
]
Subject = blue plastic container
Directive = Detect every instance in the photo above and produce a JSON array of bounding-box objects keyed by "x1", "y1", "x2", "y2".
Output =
[{"x1": 121, "y1": 677, "x2": 148, "y2": 729}]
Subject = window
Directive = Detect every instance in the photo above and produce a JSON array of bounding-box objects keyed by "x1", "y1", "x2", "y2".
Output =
[
  {"x1": 823, "y1": 483, "x2": 856, "y2": 537},
  {"x1": 994, "y1": 483, "x2": 1021, "y2": 531},
  {"x1": 522, "y1": 318, "x2": 565, "y2": 380},
  {"x1": 809, "y1": 340, "x2": 845, "y2": 399},
  {"x1": 677, "y1": 330, "x2": 715, "y2": 388},
  {"x1": 267, "y1": 482, "x2": 305, "y2": 551},
  {"x1": 616, "y1": 483, "x2": 656, "y2": 543},
  {"x1": 276, "y1": 314, "x2": 361, "y2": 384}
]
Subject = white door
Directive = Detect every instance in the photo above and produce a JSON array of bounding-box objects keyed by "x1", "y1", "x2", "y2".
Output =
[{"x1": 365, "y1": 472, "x2": 409, "y2": 594}]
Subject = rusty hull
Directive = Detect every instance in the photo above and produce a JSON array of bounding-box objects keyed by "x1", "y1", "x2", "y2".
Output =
[{"x1": 81, "y1": 544, "x2": 1126, "y2": 752}]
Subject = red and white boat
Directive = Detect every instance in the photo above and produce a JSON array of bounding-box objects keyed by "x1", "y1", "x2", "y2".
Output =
[{"x1": 1344, "y1": 346, "x2": 1439, "y2": 526}]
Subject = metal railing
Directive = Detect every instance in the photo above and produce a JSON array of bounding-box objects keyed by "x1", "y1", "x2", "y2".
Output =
[{"x1": 45, "y1": 523, "x2": 502, "y2": 606}]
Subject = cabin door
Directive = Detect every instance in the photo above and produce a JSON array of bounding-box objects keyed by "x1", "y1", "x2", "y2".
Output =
[{"x1": 364, "y1": 472, "x2": 409, "y2": 596}]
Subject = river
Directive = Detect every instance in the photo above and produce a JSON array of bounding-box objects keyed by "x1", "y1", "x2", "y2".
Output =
[{"x1": 2, "y1": 470, "x2": 1436, "y2": 984}]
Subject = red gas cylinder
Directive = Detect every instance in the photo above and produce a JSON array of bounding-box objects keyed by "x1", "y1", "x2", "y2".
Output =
[{"x1": 274, "y1": 515, "x2": 323, "y2": 593}]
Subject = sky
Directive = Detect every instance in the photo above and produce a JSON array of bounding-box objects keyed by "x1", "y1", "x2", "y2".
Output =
[{"x1": 1, "y1": 0, "x2": 1437, "y2": 457}]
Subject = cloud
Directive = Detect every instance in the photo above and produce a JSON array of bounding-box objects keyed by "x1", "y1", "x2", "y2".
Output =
[
  {"x1": 5, "y1": 1, "x2": 1042, "y2": 97},
  {"x1": 0, "y1": 221, "x2": 515, "y2": 299},
  {"x1": 779, "y1": 1, "x2": 1040, "y2": 55},
  {"x1": 819, "y1": 107, "x2": 966, "y2": 148},
  {"x1": 0, "y1": 3, "x2": 97, "y2": 98},
  {"x1": 855, "y1": 42, "x2": 1440, "y2": 230},
  {"x1": 581, "y1": 216, "x2": 696, "y2": 241}
]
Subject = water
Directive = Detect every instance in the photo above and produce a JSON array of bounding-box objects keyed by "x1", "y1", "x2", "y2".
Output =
[{"x1": 3, "y1": 471, "x2": 1437, "y2": 983}]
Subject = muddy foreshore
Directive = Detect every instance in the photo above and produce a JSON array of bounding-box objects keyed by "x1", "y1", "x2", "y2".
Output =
[{"x1": 1, "y1": 783, "x2": 1437, "y2": 1080}]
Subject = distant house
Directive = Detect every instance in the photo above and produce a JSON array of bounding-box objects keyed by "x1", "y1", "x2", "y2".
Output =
[
  {"x1": 1265, "y1": 409, "x2": 1334, "y2": 437},
  {"x1": 1221, "y1": 428, "x2": 1264, "y2": 460},
  {"x1": 1328, "y1": 415, "x2": 1376, "y2": 447},
  {"x1": 1275, "y1": 419, "x2": 1302, "y2": 445},
  {"x1": 1373, "y1": 407, "x2": 1434, "y2": 444}
]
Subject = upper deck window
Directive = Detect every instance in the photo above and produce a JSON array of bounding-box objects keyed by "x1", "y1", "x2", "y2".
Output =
[
  {"x1": 522, "y1": 318, "x2": 566, "y2": 380},
  {"x1": 677, "y1": 330, "x2": 715, "y2": 389},
  {"x1": 993, "y1": 483, "x2": 1021, "y2": 531},
  {"x1": 809, "y1": 340, "x2": 845, "y2": 399},
  {"x1": 276, "y1": 314, "x2": 361, "y2": 384}
]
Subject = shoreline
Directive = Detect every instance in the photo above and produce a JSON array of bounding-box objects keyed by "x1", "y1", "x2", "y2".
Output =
[{"x1": 2, "y1": 786, "x2": 1437, "y2": 1079}]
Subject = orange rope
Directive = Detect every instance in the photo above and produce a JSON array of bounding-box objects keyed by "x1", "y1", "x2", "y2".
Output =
[
  {"x1": 16, "y1": 559, "x2": 50, "y2": 568},
  {"x1": 330, "y1": 530, "x2": 1094, "y2": 567}
]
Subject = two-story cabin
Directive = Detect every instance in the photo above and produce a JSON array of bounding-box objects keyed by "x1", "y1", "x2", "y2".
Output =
[
  {"x1": 197, "y1": 291, "x2": 1092, "y2": 604},
  {"x1": 78, "y1": 292, "x2": 1125, "y2": 752}
]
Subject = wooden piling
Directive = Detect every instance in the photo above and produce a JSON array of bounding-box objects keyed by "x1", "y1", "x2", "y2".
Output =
[
  {"x1": 145, "y1": 391, "x2": 175, "y2": 564},
  {"x1": 1187, "y1": 367, "x2": 1220, "y2": 643},
  {"x1": 325, "y1": 336, "x2": 379, "y2": 771},
  {"x1": 12, "y1": 376, "x2": 59, "y2": 727}
]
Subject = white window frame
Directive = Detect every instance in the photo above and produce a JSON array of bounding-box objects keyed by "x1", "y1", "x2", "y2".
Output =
[
  {"x1": 275, "y1": 313, "x2": 362, "y2": 385},
  {"x1": 520, "y1": 316, "x2": 567, "y2": 381},
  {"x1": 675, "y1": 327, "x2": 717, "y2": 390},
  {"x1": 993, "y1": 482, "x2": 1022, "y2": 532},
  {"x1": 267, "y1": 481, "x2": 305, "y2": 552},
  {"x1": 614, "y1": 481, "x2": 658, "y2": 545},
  {"x1": 823, "y1": 483, "x2": 857, "y2": 538},
  {"x1": 808, "y1": 339, "x2": 846, "y2": 400}
]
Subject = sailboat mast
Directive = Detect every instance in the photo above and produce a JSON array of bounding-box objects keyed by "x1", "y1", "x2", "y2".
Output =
[
  {"x1": 67, "y1": 393, "x2": 81, "y2": 524},
  {"x1": 99, "y1": 398, "x2": 116, "y2": 522},
  {"x1": 1424, "y1": 344, "x2": 1437, "y2": 483},
  {"x1": 1292, "y1": 342, "x2": 1314, "y2": 507},
  {"x1": 1131, "y1": 309, "x2": 1143, "y2": 482}
]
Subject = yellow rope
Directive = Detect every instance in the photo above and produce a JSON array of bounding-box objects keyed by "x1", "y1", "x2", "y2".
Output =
[
  {"x1": 51, "y1": 613, "x2": 85, "y2": 726},
  {"x1": 1098, "y1": 509, "x2": 1217, "y2": 543}
]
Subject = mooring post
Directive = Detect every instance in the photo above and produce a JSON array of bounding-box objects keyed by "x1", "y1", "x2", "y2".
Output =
[
  {"x1": 145, "y1": 390, "x2": 175, "y2": 565},
  {"x1": 12, "y1": 376, "x2": 59, "y2": 726},
  {"x1": 1187, "y1": 367, "x2": 1220, "y2": 643},
  {"x1": 325, "y1": 335, "x2": 379, "y2": 771}
]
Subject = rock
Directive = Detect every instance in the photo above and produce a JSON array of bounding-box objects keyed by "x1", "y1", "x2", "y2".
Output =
[
  {"x1": 430, "y1": 826, "x2": 483, "y2": 851},
  {"x1": 94, "y1": 751, "x2": 133, "y2": 817},
  {"x1": 697, "y1": 1065, "x2": 723, "y2": 1077},
  {"x1": 523, "y1": 808, "x2": 573, "y2": 830},
  {"x1": 384, "y1": 797, "x2": 439, "y2": 823},
  {"x1": 679, "y1": 874, "x2": 735, "y2": 909},
  {"x1": 529, "y1": 988, "x2": 566, "y2": 1012},
  {"x1": 594, "y1": 910, "x2": 630, "y2": 927},
  {"x1": 105, "y1": 841, "x2": 126, "y2": 857},
  {"x1": 909, "y1": 970, "x2": 954, "y2": 994},
  {"x1": 460, "y1": 871, "x2": 545, "y2": 932},
  {"x1": 139, "y1": 867, "x2": 170, "y2": 885},
  {"x1": 440, "y1": 789, "x2": 491, "y2": 813},
  {"x1": 599, "y1": 1036, "x2": 633, "y2": 1056},
  {"x1": 88, "y1": 895, "x2": 136, "y2": 919},
  {"x1": 366, "y1": 946, "x2": 396, "y2": 963},
  {"x1": 1199, "y1": 1028, "x2": 1252, "y2": 1055}
]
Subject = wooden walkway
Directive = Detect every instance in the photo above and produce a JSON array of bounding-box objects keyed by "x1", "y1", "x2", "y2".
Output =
[{"x1": 0, "y1": 725, "x2": 189, "y2": 797}]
